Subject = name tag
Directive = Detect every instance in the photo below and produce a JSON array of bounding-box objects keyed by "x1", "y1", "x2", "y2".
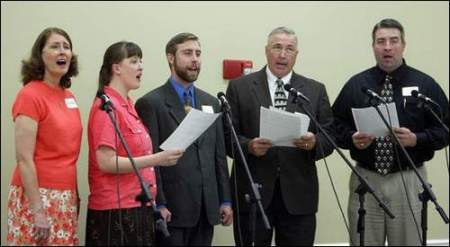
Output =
[
  {"x1": 65, "y1": 97, "x2": 78, "y2": 109},
  {"x1": 202, "y1": 105, "x2": 214, "y2": 113},
  {"x1": 402, "y1": 86, "x2": 419, "y2": 96}
]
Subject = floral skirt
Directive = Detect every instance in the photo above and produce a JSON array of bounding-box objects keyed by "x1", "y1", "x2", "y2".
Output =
[{"x1": 6, "y1": 185, "x2": 79, "y2": 246}]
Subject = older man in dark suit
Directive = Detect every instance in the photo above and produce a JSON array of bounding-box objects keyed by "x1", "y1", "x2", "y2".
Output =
[
  {"x1": 135, "y1": 32, "x2": 232, "y2": 246},
  {"x1": 225, "y1": 26, "x2": 335, "y2": 246}
]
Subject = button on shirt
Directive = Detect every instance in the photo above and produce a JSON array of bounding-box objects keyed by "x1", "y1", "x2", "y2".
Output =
[{"x1": 87, "y1": 86, "x2": 156, "y2": 210}]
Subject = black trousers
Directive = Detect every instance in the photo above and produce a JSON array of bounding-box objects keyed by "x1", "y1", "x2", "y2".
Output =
[
  {"x1": 85, "y1": 206, "x2": 155, "y2": 246},
  {"x1": 233, "y1": 179, "x2": 316, "y2": 246},
  {"x1": 156, "y1": 203, "x2": 213, "y2": 246}
]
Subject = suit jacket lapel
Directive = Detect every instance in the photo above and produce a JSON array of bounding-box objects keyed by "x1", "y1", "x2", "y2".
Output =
[
  {"x1": 192, "y1": 88, "x2": 205, "y2": 146},
  {"x1": 163, "y1": 81, "x2": 185, "y2": 125},
  {"x1": 251, "y1": 68, "x2": 272, "y2": 108},
  {"x1": 286, "y1": 73, "x2": 305, "y2": 113}
]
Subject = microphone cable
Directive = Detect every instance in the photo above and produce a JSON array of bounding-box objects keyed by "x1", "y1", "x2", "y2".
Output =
[
  {"x1": 305, "y1": 101, "x2": 351, "y2": 242},
  {"x1": 112, "y1": 108, "x2": 125, "y2": 245},
  {"x1": 445, "y1": 148, "x2": 449, "y2": 173},
  {"x1": 433, "y1": 104, "x2": 449, "y2": 173},
  {"x1": 383, "y1": 102, "x2": 422, "y2": 243},
  {"x1": 420, "y1": 99, "x2": 449, "y2": 173},
  {"x1": 96, "y1": 90, "x2": 125, "y2": 245},
  {"x1": 228, "y1": 115, "x2": 244, "y2": 246},
  {"x1": 316, "y1": 134, "x2": 351, "y2": 236},
  {"x1": 436, "y1": 106, "x2": 448, "y2": 174},
  {"x1": 219, "y1": 93, "x2": 245, "y2": 246}
]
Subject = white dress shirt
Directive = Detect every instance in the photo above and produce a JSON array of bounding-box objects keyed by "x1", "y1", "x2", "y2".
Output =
[{"x1": 266, "y1": 66, "x2": 292, "y2": 106}]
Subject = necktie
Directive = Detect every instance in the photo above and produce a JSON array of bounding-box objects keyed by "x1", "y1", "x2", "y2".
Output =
[
  {"x1": 274, "y1": 79, "x2": 287, "y2": 111},
  {"x1": 183, "y1": 90, "x2": 192, "y2": 113},
  {"x1": 374, "y1": 75, "x2": 395, "y2": 175}
]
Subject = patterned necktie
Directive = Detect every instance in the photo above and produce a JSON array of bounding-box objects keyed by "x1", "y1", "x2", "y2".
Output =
[
  {"x1": 183, "y1": 90, "x2": 192, "y2": 113},
  {"x1": 274, "y1": 79, "x2": 287, "y2": 110},
  {"x1": 374, "y1": 75, "x2": 395, "y2": 175}
]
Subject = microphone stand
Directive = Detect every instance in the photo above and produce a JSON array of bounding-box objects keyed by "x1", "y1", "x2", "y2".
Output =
[
  {"x1": 291, "y1": 96, "x2": 395, "y2": 247},
  {"x1": 99, "y1": 98, "x2": 170, "y2": 244},
  {"x1": 369, "y1": 99, "x2": 449, "y2": 246},
  {"x1": 220, "y1": 102, "x2": 271, "y2": 246}
]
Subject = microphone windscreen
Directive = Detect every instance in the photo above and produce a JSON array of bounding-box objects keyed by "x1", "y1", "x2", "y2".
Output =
[
  {"x1": 96, "y1": 91, "x2": 103, "y2": 98},
  {"x1": 217, "y1": 92, "x2": 226, "y2": 99},
  {"x1": 283, "y1": 84, "x2": 292, "y2": 91}
]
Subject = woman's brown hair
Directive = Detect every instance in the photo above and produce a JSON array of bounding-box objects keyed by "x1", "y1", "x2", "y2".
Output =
[
  {"x1": 98, "y1": 41, "x2": 142, "y2": 92},
  {"x1": 21, "y1": 27, "x2": 79, "y2": 88}
]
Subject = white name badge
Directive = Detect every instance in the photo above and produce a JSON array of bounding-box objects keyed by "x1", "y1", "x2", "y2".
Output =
[
  {"x1": 65, "y1": 97, "x2": 78, "y2": 109},
  {"x1": 202, "y1": 105, "x2": 214, "y2": 114},
  {"x1": 402, "y1": 86, "x2": 419, "y2": 96}
]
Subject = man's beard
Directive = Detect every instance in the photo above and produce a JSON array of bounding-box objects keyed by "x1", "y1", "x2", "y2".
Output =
[{"x1": 174, "y1": 60, "x2": 200, "y2": 83}]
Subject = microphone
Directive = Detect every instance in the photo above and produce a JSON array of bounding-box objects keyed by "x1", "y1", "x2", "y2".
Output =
[
  {"x1": 96, "y1": 91, "x2": 115, "y2": 110},
  {"x1": 411, "y1": 90, "x2": 439, "y2": 106},
  {"x1": 217, "y1": 92, "x2": 231, "y2": 112},
  {"x1": 283, "y1": 84, "x2": 310, "y2": 103},
  {"x1": 361, "y1": 86, "x2": 386, "y2": 104},
  {"x1": 156, "y1": 218, "x2": 170, "y2": 237}
]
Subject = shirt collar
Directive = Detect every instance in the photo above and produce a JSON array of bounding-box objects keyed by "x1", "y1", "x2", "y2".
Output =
[
  {"x1": 374, "y1": 59, "x2": 408, "y2": 85},
  {"x1": 103, "y1": 86, "x2": 131, "y2": 107},
  {"x1": 103, "y1": 86, "x2": 140, "y2": 119},
  {"x1": 266, "y1": 66, "x2": 293, "y2": 86},
  {"x1": 170, "y1": 76, "x2": 195, "y2": 96}
]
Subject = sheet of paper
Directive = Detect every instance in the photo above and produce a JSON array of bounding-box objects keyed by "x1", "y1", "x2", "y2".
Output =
[
  {"x1": 260, "y1": 106, "x2": 310, "y2": 147},
  {"x1": 160, "y1": 108, "x2": 220, "y2": 150},
  {"x1": 351, "y1": 102, "x2": 400, "y2": 137}
]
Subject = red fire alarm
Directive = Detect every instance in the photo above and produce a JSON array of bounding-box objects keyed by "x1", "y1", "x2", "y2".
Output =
[{"x1": 223, "y1": 59, "x2": 253, "y2": 79}]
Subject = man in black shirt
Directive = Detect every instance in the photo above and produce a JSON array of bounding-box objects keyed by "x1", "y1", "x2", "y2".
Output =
[{"x1": 332, "y1": 18, "x2": 449, "y2": 246}]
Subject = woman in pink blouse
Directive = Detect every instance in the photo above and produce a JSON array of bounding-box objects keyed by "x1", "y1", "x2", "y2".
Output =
[{"x1": 86, "y1": 41, "x2": 184, "y2": 246}]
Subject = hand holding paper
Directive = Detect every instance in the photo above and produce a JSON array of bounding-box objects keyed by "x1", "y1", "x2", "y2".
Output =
[
  {"x1": 248, "y1": 137, "x2": 272, "y2": 156},
  {"x1": 259, "y1": 106, "x2": 310, "y2": 147},
  {"x1": 293, "y1": 132, "x2": 316, "y2": 150},
  {"x1": 393, "y1": 127, "x2": 417, "y2": 147},
  {"x1": 352, "y1": 132, "x2": 375, "y2": 149},
  {"x1": 157, "y1": 149, "x2": 185, "y2": 166},
  {"x1": 351, "y1": 102, "x2": 399, "y2": 137}
]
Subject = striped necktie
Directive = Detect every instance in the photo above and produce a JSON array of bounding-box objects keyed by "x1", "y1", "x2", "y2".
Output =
[
  {"x1": 183, "y1": 90, "x2": 192, "y2": 113},
  {"x1": 374, "y1": 75, "x2": 395, "y2": 175},
  {"x1": 274, "y1": 79, "x2": 287, "y2": 110}
]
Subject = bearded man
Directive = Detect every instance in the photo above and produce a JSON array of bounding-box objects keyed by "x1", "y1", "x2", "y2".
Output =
[{"x1": 135, "y1": 32, "x2": 232, "y2": 246}]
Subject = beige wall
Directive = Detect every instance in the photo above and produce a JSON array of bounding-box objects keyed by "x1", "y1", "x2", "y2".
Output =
[{"x1": 1, "y1": 1, "x2": 448, "y2": 245}]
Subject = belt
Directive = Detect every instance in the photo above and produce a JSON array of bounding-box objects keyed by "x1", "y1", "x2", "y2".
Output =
[{"x1": 356, "y1": 162, "x2": 423, "y2": 174}]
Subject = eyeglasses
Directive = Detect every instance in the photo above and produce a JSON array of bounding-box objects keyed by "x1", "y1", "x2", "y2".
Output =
[{"x1": 270, "y1": 45, "x2": 297, "y2": 56}]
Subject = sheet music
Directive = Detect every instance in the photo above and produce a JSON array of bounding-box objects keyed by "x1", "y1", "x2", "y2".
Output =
[
  {"x1": 351, "y1": 102, "x2": 400, "y2": 137},
  {"x1": 259, "y1": 106, "x2": 310, "y2": 147},
  {"x1": 160, "y1": 108, "x2": 220, "y2": 150}
]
